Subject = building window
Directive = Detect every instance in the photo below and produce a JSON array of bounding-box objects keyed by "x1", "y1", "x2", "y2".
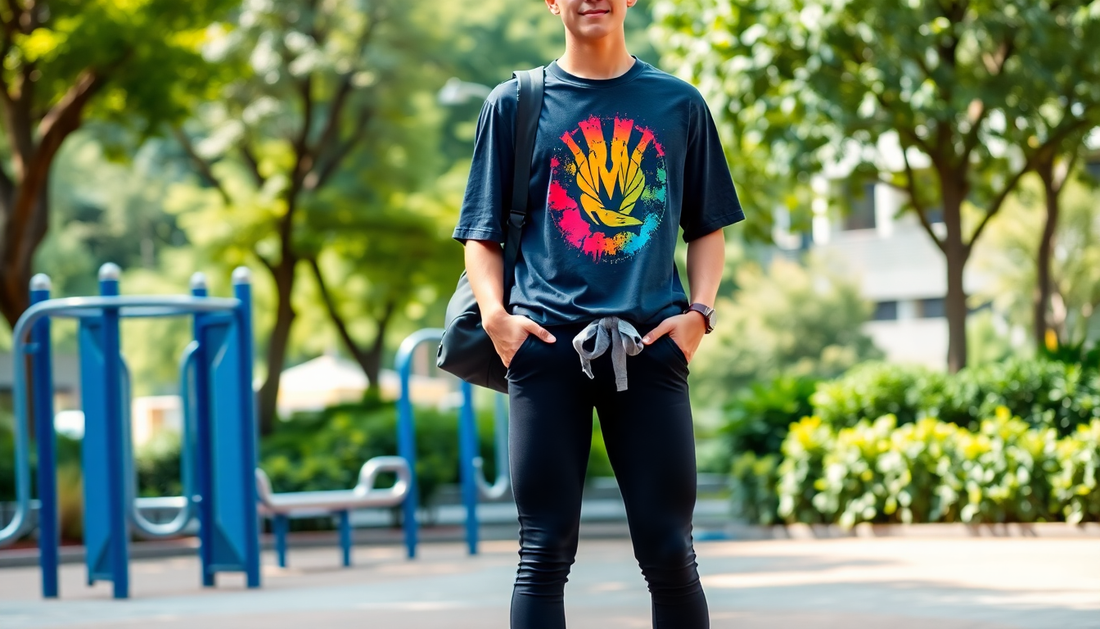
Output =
[
  {"x1": 843, "y1": 182, "x2": 877, "y2": 231},
  {"x1": 917, "y1": 298, "x2": 946, "y2": 319},
  {"x1": 872, "y1": 301, "x2": 898, "y2": 321}
]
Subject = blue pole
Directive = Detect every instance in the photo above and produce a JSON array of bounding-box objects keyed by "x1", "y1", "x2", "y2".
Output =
[
  {"x1": 98, "y1": 263, "x2": 129, "y2": 599},
  {"x1": 338, "y1": 510, "x2": 351, "y2": 567},
  {"x1": 232, "y1": 268, "x2": 261, "y2": 589},
  {"x1": 396, "y1": 345, "x2": 420, "y2": 559},
  {"x1": 273, "y1": 514, "x2": 288, "y2": 568},
  {"x1": 30, "y1": 275, "x2": 57, "y2": 598},
  {"x1": 189, "y1": 273, "x2": 216, "y2": 588},
  {"x1": 458, "y1": 380, "x2": 479, "y2": 555}
]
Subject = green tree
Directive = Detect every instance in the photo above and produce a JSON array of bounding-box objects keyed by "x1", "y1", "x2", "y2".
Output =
[
  {"x1": 172, "y1": 0, "x2": 454, "y2": 433},
  {"x1": 0, "y1": 0, "x2": 232, "y2": 329},
  {"x1": 690, "y1": 253, "x2": 881, "y2": 406},
  {"x1": 654, "y1": 0, "x2": 1099, "y2": 371},
  {"x1": 975, "y1": 171, "x2": 1100, "y2": 347}
]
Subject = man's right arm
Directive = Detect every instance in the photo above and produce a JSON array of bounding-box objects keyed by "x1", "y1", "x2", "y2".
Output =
[{"x1": 465, "y1": 240, "x2": 556, "y2": 366}]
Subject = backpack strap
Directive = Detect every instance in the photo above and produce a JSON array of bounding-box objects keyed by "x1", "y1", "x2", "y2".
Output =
[{"x1": 502, "y1": 66, "x2": 545, "y2": 299}]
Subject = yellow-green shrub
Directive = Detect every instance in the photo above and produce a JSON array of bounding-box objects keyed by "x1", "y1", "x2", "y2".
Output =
[{"x1": 763, "y1": 413, "x2": 1100, "y2": 526}]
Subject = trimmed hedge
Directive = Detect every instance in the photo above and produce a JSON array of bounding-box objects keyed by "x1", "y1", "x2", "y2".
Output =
[
  {"x1": 813, "y1": 359, "x2": 1100, "y2": 436},
  {"x1": 730, "y1": 412, "x2": 1100, "y2": 526}
]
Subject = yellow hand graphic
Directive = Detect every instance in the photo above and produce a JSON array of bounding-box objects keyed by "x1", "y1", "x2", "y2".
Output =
[{"x1": 561, "y1": 118, "x2": 653, "y2": 228}]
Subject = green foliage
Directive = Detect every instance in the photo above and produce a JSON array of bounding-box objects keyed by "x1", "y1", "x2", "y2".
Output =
[
  {"x1": 723, "y1": 375, "x2": 817, "y2": 458},
  {"x1": 654, "y1": 0, "x2": 1100, "y2": 371},
  {"x1": 770, "y1": 413, "x2": 1100, "y2": 527},
  {"x1": 263, "y1": 399, "x2": 455, "y2": 507},
  {"x1": 56, "y1": 463, "x2": 84, "y2": 542},
  {"x1": 135, "y1": 431, "x2": 184, "y2": 498},
  {"x1": 812, "y1": 359, "x2": 1100, "y2": 436},
  {"x1": 0, "y1": 422, "x2": 13, "y2": 502},
  {"x1": 775, "y1": 415, "x2": 832, "y2": 525},
  {"x1": 1052, "y1": 421, "x2": 1100, "y2": 524},
  {"x1": 812, "y1": 363, "x2": 950, "y2": 429},
  {"x1": 692, "y1": 255, "x2": 881, "y2": 406},
  {"x1": 730, "y1": 452, "x2": 779, "y2": 525},
  {"x1": 3, "y1": 0, "x2": 236, "y2": 134}
]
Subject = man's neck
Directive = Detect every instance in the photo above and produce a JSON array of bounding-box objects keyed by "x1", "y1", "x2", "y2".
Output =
[{"x1": 556, "y1": 36, "x2": 635, "y2": 80}]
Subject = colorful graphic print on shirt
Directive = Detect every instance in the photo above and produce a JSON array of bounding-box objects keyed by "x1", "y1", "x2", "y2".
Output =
[{"x1": 548, "y1": 115, "x2": 668, "y2": 262}]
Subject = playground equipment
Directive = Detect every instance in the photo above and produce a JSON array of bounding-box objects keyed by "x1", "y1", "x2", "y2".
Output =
[
  {"x1": 1, "y1": 265, "x2": 260, "y2": 599},
  {"x1": 0, "y1": 265, "x2": 511, "y2": 599},
  {"x1": 394, "y1": 328, "x2": 512, "y2": 559},
  {"x1": 256, "y1": 456, "x2": 411, "y2": 567}
]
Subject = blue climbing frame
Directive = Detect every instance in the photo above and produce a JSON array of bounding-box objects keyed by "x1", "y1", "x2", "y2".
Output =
[
  {"x1": 394, "y1": 329, "x2": 511, "y2": 559},
  {"x1": 0, "y1": 265, "x2": 260, "y2": 599}
]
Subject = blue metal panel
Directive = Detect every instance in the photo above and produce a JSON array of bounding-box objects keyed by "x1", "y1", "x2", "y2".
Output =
[
  {"x1": 196, "y1": 288, "x2": 260, "y2": 588},
  {"x1": 78, "y1": 320, "x2": 113, "y2": 584},
  {"x1": 30, "y1": 285, "x2": 58, "y2": 598},
  {"x1": 200, "y1": 320, "x2": 247, "y2": 570}
]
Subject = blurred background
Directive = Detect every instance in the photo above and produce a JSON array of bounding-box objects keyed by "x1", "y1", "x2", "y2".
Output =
[{"x1": 0, "y1": 0, "x2": 1098, "y2": 541}]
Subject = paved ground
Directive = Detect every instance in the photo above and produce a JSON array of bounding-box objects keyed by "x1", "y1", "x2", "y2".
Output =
[{"x1": 1, "y1": 536, "x2": 1098, "y2": 628}]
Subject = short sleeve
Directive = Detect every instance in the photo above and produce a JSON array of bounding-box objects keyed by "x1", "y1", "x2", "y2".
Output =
[
  {"x1": 452, "y1": 81, "x2": 518, "y2": 244},
  {"x1": 679, "y1": 94, "x2": 745, "y2": 242}
]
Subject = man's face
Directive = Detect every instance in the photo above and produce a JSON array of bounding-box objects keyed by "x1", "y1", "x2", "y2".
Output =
[{"x1": 545, "y1": 0, "x2": 634, "y2": 41}]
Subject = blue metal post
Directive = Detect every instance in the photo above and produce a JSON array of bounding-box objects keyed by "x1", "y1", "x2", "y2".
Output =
[
  {"x1": 396, "y1": 345, "x2": 421, "y2": 559},
  {"x1": 393, "y1": 329, "x2": 446, "y2": 560},
  {"x1": 457, "y1": 380, "x2": 479, "y2": 555},
  {"x1": 232, "y1": 268, "x2": 261, "y2": 589},
  {"x1": 98, "y1": 263, "x2": 129, "y2": 599},
  {"x1": 273, "y1": 515, "x2": 288, "y2": 568},
  {"x1": 338, "y1": 510, "x2": 351, "y2": 567},
  {"x1": 190, "y1": 273, "x2": 215, "y2": 588},
  {"x1": 30, "y1": 275, "x2": 58, "y2": 598}
]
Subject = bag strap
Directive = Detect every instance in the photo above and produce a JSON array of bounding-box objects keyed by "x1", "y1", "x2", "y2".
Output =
[{"x1": 502, "y1": 66, "x2": 545, "y2": 299}]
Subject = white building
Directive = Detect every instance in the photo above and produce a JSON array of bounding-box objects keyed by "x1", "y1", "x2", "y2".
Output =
[{"x1": 788, "y1": 182, "x2": 990, "y2": 367}]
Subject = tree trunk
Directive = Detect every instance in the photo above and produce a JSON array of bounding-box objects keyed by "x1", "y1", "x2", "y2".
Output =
[
  {"x1": 944, "y1": 245, "x2": 969, "y2": 373},
  {"x1": 256, "y1": 256, "x2": 297, "y2": 435},
  {"x1": 939, "y1": 172, "x2": 970, "y2": 373},
  {"x1": 362, "y1": 304, "x2": 394, "y2": 390},
  {"x1": 308, "y1": 257, "x2": 395, "y2": 391},
  {"x1": 1034, "y1": 160, "x2": 1060, "y2": 351},
  {"x1": 0, "y1": 168, "x2": 52, "y2": 329}
]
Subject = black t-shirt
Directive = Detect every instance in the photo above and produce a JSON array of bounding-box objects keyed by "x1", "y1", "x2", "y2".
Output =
[{"x1": 453, "y1": 57, "x2": 744, "y2": 327}]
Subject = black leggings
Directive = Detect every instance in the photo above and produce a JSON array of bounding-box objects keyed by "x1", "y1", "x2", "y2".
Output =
[{"x1": 506, "y1": 321, "x2": 709, "y2": 629}]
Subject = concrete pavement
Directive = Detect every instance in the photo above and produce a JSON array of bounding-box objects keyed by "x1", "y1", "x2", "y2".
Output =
[{"x1": 1, "y1": 536, "x2": 1098, "y2": 628}]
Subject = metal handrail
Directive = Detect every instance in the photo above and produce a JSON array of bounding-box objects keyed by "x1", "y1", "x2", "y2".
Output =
[
  {"x1": 255, "y1": 456, "x2": 411, "y2": 514},
  {"x1": 474, "y1": 392, "x2": 511, "y2": 500},
  {"x1": 0, "y1": 296, "x2": 240, "y2": 548},
  {"x1": 394, "y1": 328, "x2": 447, "y2": 558},
  {"x1": 126, "y1": 344, "x2": 198, "y2": 538}
]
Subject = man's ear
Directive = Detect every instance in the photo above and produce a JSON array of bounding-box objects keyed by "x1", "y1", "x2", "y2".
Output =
[{"x1": 546, "y1": 0, "x2": 560, "y2": 15}]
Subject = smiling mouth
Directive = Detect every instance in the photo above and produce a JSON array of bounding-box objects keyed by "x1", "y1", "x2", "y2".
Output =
[{"x1": 580, "y1": 9, "x2": 610, "y2": 16}]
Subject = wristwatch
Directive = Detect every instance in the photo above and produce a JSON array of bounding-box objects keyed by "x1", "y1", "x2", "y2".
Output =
[{"x1": 685, "y1": 303, "x2": 716, "y2": 334}]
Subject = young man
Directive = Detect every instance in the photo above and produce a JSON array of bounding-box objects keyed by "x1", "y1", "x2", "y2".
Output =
[{"x1": 453, "y1": 1, "x2": 743, "y2": 627}]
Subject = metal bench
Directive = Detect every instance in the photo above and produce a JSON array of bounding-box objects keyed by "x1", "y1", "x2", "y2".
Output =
[{"x1": 255, "y1": 456, "x2": 411, "y2": 568}]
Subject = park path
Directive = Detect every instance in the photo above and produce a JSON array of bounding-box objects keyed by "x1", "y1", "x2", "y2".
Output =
[{"x1": 1, "y1": 536, "x2": 1097, "y2": 628}]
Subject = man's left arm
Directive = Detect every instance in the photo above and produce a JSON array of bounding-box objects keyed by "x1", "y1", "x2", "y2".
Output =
[{"x1": 641, "y1": 228, "x2": 725, "y2": 362}]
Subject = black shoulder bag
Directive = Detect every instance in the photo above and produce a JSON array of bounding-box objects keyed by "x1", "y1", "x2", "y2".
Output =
[{"x1": 435, "y1": 67, "x2": 545, "y2": 393}]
